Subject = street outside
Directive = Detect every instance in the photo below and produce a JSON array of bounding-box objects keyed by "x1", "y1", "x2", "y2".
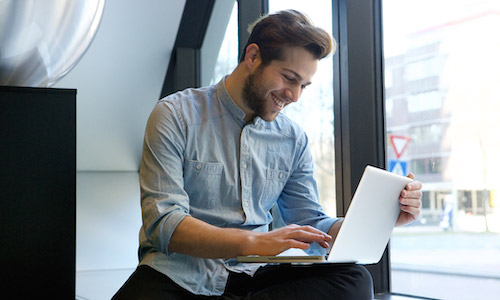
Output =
[{"x1": 390, "y1": 214, "x2": 500, "y2": 300}]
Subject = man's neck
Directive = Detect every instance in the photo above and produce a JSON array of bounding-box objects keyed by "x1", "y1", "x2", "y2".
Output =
[{"x1": 225, "y1": 66, "x2": 254, "y2": 122}]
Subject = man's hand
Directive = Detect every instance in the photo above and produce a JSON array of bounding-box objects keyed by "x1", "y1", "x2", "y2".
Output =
[
  {"x1": 396, "y1": 173, "x2": 422, "y2": 226},
  {"x1": 245, "y1": 224, "x2": 332, "y2": 256}
]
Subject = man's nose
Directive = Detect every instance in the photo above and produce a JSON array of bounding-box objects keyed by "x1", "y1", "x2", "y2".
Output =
[{"x1": 285, "y1": 86, "x2": 301, "y2": 103}]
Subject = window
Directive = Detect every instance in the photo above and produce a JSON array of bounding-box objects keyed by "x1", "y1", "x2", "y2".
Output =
[
  {"x1": 202, "y1": 0, "x2": 238, "y2": 86},
  {"x1": 410, "y1": 157, "x2": 443, "y2": 175},
  {"x1": 385, "y1": 98, "x2": 394, "y2": 118},
  {"x1": 383, "y1": 0, "x2": 500, "y2": 299},
  {"x1": 407, "y1": 91, "x2": 442, "y2": 113},
  {"x1": 385, "y1": 70, "x2": 393, "y2": 89},
  {"x1": 405, "y1": 56, "x2": 444, "y2": 81},
  {"x1": 410, "y1": 123, "x2": 447, "y2": 145},
  {"x1": 268, "y1": 0, "x2": 336, "y2": 216}
]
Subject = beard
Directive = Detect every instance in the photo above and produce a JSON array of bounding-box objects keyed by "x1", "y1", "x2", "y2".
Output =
[{"x1": 242, "y1": 66, "x2": 269, "y2": 121}]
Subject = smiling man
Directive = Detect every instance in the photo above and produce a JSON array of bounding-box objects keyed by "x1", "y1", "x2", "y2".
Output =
[{"x1": 113, "y1": 10, "x2": 422, "y2": 300}]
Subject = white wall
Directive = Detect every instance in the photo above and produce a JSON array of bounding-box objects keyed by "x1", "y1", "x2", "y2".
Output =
[
  {"x1": 55, "y1": 0, "x2": 185, "y2": 171},
  {"x1": 76, "y1": 172, "x2": 142, "y2": 271},
  {"x1": 53, "y1": 1, "x2": 186, "y2": 298}
]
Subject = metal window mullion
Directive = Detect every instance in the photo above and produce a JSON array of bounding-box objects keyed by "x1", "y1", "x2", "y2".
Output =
[
  {"x1": 237, "y1": 0, "x2": 268, "y2": 60},
  {"x1": 333, "y1": 0, "x2": 389, "y2": 294}
]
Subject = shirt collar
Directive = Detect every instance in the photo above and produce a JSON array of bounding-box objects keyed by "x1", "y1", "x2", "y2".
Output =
[
  {"x1": 216, "y1": 76, "x2": 271, "y2": 128},
  {"x1": 216, "y1": 76, "x2": 247, "y2": 127}
]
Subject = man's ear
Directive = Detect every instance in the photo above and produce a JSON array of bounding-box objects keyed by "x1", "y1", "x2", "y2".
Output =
[{"x1": 244, "y1": 43, "x2": 261, "y2": 69}]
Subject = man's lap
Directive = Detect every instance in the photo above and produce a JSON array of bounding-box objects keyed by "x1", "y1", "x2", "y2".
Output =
[
  {"x1": 226, "y1": 263, "x2": 373, "y2": 299},
  {"x1": 112, "y1": 263, "x2": 374, "y2": 300}
]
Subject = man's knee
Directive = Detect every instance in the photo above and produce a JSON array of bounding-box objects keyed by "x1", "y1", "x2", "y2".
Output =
[{"x1": 328, "y1": 264, "x2": 374, "y2": 299}]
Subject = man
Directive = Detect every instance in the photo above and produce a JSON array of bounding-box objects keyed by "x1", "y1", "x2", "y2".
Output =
[{"x1": 114, "y1": 10, "x2": 422, "y2": 299}]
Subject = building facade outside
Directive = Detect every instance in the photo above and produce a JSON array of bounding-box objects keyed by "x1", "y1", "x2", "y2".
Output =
[{"x1": 385, "y1": 2, "x2": 500, "y2": 233}]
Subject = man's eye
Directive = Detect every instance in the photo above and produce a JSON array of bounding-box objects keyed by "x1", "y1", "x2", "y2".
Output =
[{"x1": 283, "y1": 75, "x2": 294, "y2": 82}]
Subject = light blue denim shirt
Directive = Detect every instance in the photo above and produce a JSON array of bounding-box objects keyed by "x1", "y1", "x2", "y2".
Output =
[{"x1": 138, "y1": 78, "x2": 338, "y2": 296}]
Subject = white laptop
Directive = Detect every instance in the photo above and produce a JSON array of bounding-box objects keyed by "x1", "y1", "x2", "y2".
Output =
[{"x1": 237, "y1": 165, "x2": 413, "y2": 264}]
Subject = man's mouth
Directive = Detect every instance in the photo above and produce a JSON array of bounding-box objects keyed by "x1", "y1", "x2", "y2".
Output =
[{"x1": 271, "y1": 93, "x2": 288, "y2": 108}]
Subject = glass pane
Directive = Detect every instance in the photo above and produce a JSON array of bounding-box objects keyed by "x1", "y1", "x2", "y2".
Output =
[
  {"x1": 268, "y1": 1, "x2": 336, "y2": 217},
  {"x1": 203, "y1": 0, "x2": 238, "y2": 86},
  {"x1": 383, "y1": 0, "x2": 500, "y2": 299}
]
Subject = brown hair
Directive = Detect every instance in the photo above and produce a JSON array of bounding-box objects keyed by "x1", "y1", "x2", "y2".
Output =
[{"x1": 239, "y1": 9, "x2": 336, "y2": 65}]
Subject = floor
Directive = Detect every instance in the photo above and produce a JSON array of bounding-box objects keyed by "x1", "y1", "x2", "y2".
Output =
[
  {"x1": 76, "y1": 269, "x2": 135, "y2": 300},
  {"x1": 391, "y1": 269, "x2": 500, "y2": 300},
  {"x1": 375, "y1": 294, "x2": 438, "y2": 300}
]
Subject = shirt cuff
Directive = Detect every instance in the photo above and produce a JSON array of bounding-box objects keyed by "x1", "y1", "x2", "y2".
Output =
[{"x1": 158, "y1": 208, "x2": 189, "y2": 255}]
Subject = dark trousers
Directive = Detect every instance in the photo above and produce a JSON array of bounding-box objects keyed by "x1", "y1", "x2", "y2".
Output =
[{"x1": 112, "y1": 264, "x2": 374, "y2": 300}]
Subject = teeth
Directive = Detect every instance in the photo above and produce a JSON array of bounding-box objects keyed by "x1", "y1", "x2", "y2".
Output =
[{"x1": 272, "y1": 94, "x2": 287, "y2": 108}]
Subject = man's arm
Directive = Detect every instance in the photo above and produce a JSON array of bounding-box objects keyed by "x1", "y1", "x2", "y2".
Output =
[
  {"x1": 169, "y1": 216, "x2": 332, "y2": 258},
  {"x1": 326, "y1": 218, "x2": 343, "y2": 249}
]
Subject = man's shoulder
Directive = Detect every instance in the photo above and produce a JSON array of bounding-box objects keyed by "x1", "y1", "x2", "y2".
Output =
[
  {"x1": 156, "y1": 85, "x2": 221, "y2": 123},
  {"x1": 159, "y1": 85, "x2": 215, "y2": 106},
  {"x1": 269, "y1": 114, "x2": 308, "y2": 144}
]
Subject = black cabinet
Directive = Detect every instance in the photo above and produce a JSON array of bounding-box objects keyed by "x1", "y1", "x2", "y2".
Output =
[{"x1": 0, "y1": 86, "x2": 76, "y2": 297}]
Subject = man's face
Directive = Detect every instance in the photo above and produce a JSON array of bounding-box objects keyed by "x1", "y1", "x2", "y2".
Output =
[{"x1": 242, "y1": 46, "x2": 318, "y2": 122}]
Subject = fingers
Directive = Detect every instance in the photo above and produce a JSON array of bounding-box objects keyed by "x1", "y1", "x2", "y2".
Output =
[
  {"x1": 397, "y1": 196, "x2": 421, "y2": 226},
  {"x1": 397, "y1": 174, "x2": 423, "y2": 226},
  {"x1": 251, "y1": 225, "x2": 332, "y2": 256},
  {"x1": 402, "y1": 180, "x2": 423, "y2": 201},
  {"x1": 400, "y1": 197, "x2": 421, "y2": 210},
  {"x1": 400, "y1": 188, "x2": 421, "y2": 214},
  {"x1": 282, "y1": 225, "x2": 332, "y2": 249},
  {"x1": 405, "y1": 173, "x2": 422, "y2": 190},
  {"x1": 400, "y1": 203, "x2": 420, "y2": 216},
  {"x1": 286, "y1": 240, "x2": 312, "y2": 250},
  {"x1": 405, "y1": 179, "x2": 422, "y2": 192}
]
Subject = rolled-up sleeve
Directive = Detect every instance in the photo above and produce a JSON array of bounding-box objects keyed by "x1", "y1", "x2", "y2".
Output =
[{"x1": 139, "y1": 101, "x2": 189, "y2": 255}]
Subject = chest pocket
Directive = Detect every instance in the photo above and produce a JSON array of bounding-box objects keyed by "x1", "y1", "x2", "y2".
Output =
[
  {"x1": 263, "y1": 168, "x2": 289, "y2": 206},
  {"x1": 183, "y1": 159, "x2": 223, "y2": 209}
]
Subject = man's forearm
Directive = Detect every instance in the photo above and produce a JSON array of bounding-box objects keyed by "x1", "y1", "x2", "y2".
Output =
[
  {"x1": 168, "y1": 216, "x2": 252, "y2": 259},
  {"x1": 327, "y1": 218, "x2": 344, "y2": 249}
]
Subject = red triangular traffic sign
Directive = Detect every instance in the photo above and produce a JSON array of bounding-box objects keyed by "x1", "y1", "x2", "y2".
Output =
[{"x1": 389, "y1": 135, "x2": 411, "y2": 159}]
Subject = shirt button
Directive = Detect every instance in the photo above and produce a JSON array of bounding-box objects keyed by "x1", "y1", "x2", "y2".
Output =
[
  {"x1": 244, "y1": 201, "x2": 249, "y2": 207},
  {"x1": 196, "y1": 164, "x2": 202, "y2": 170},
  {"x1": 279, "y1": 172, "x2": 283, "y2": 179},
  {"x1": 242, "y1": 163, "x2": 247, "y2": 169}
]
